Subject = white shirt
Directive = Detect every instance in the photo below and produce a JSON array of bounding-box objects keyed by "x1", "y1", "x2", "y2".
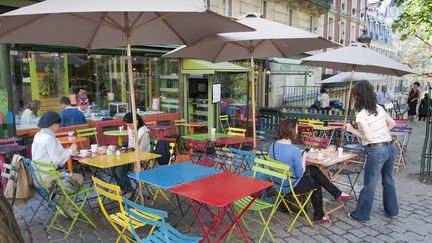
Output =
[
  {"x1": 377, "y1": 91, "x2": 392, "y2": 105},
  {"x1": 21, "y1": 109, "x2": 38, "y2": 124},
  {"x1": 318, "y1": 93, "x2": 330, "y2": 108},
  {"x1": 356, "y1": 105, "x2": 392, "y2": 145},
  {"x1": 127, "y1": 126, "x2": 151, "y2": 152},
  {"x1": 31, "y1": 128, "x2": 73, "y2": 178}
]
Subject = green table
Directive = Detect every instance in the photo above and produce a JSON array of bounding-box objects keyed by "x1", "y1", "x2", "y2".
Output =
[
  {"x1": 103, "y1": 130, "x2": 129, "y2": 146},
  {"x1": 181, "y1": 133, "x2": 231, "y2": 141}
]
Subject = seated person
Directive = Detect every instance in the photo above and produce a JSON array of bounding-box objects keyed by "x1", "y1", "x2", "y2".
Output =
[
  {"x1": 269, "y1": 118, "x2": 352, "y2": 223},
  {"x1": 31, "y1": 111, "x2": 82, "y2": 187},
  {"x1": 59, "y1": 96, "x2": 87, "y2": 127},
  {"x1": 20, "y1": 100, "x2": 41, "y2": 125},
  {"x1": 110, "y1": 113, "x2": 150, "y2": 199}
]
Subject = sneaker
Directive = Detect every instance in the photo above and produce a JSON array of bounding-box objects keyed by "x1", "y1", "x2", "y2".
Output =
[
  {"x1": 385, "y1": 213, "x2": 399, "y2": 219},
  {"x1": 314, "y1": 216, "x2": 332, "y2": 224},
  {"x1": 348, "y1": 213, "x2": 368, "y2": 223}
]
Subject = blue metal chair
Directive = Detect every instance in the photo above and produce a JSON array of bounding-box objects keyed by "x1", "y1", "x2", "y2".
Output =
[{"x1": 122, "y1": 197, "x2": 202, "y2": 243}]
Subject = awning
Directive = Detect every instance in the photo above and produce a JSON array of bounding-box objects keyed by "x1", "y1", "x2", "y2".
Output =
[{"x1": 182, "y1": 59, "x2": 247, "y2": 74}]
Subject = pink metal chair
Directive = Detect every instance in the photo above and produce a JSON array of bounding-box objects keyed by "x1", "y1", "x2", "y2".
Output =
[
  {"x1": 304, "y1": 136, "x2": 330, "y2": 149},
  {"x1": 185, "y1": 140, "x2": 215, "y2": 168}
]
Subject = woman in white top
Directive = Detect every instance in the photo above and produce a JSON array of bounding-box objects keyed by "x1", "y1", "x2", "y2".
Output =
[
  {"x1": 345, "y1": 81, "x2": 398, "y2": 222},
  {"x1": 21, "y1": 100, "x2": 41, "y2": 124},
  {"x1": 31, "y1": 111, "x2": 82, "y2": 186},
  {"x1": 110, "y1": 113, "x2": 150, "y2": 199}
]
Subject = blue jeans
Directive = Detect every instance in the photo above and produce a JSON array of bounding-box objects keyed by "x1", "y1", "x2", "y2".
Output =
[
  {"x1": 351, "y1": 143, "x2": 398, "y2": 221},
  {"x1": 110, "y1": 165, "x2": 133, "y2": 193}
]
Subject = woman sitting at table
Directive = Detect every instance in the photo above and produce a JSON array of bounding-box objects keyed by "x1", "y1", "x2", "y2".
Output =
[
  {"x1": 31, "y1": 111, "x2": 83, "y2": 187},
  {"x1": 269, "y1": 119, "x2": 353, "y2": 223},
  {"x1": 109, "y1": 113, "x2": 150, "y2": 199},
  {"x1": 21, "y1": 100, "x2": 41, "y2": 125}
]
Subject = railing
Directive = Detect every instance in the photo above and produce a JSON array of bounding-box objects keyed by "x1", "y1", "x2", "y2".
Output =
[
  {"x1": 282, "y1": 86, "x2": 350, "y2": 108},
  {"x1": 310, "y1": 0, "x2": 333, "y2": 8}
]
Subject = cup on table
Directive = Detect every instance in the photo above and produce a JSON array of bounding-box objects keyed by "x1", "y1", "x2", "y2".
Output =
[
  {"x1": 90, "y1": 144, "x2": 98, "y2": 153},
  {"x1": 337, "y1": 147, "x2": 344, "y2": 157},
  {"x1": 80, "y1": 149, "x2": 88, "y2": 157}
]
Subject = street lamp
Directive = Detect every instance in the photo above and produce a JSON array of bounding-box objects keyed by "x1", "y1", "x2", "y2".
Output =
[{"x1": 357, "y1": 29, "x2": 372, "y2": 46}]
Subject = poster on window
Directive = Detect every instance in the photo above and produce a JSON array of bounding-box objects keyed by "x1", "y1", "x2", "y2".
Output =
[{"x1": 212, "y1": 83, "x2": 221, "y2": 103}]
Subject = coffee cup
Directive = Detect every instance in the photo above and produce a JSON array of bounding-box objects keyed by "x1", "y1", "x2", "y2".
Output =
[
  {"x1": 80, "y1": 149, "x2": 88, "y2": 157},
  {"x1": 91, "y1": 144, "x2": 98, "y2": 153}
]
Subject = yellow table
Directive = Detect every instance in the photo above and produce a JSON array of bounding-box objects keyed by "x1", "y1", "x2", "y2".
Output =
[{"x1": 78, "y1": 151, "x2": 161, "y2": 169}]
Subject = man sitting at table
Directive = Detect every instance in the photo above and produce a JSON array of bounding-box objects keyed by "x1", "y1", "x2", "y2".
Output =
[
  {"x1": 269, "y1": 119, "x2": 353, "y2": 223},
  {"x1": 59, "y1": 96, "x2": 87, "y2": 127}
]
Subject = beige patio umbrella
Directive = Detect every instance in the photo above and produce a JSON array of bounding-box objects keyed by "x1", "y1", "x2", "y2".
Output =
[
  {"x1": 301, "y1": 43, "x2": 416, "y2": 124},
  {"x1": 164, "y1": 13, "x2": 337, "y2": 148},
  {"x1": 0, "y1": 0, "x2": 252, "y2": 200},
  {"x1": 317, "y1": 72, "x2": 384, "y2": 84}
]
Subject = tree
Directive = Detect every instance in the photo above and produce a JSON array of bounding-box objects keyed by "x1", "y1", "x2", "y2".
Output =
[{"x1": 392, "y1": 0, "x2": 432, "y2": 45}]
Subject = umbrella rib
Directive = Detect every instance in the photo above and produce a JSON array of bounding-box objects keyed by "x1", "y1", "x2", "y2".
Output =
[
  {"x1": 104, "y1": 15, "x2": 124, "y2": 30},
  {"x1": 0, "y1": 14, "x2": 48, "y2": 38},
  {"x1": 67, "y1": 13, "x2": 122, "y2": 31},
  {"x1": 130, "y1": 12, "x2": 144, "y2": 29},
  {"x1": 160, "y1": 18, "x2": 187, "y2": 44},
  {"x1": 269, "y1": 40, "x2": 286, "y2": 57},
  {"x1": 212, "y1": 42, "x2": 229, "y2": 63},
  {"x1": 132, "y1": 13, "x2": 174, "y2": 32},
  {"x1": 86, "y1": 13, "x2": 107, "y2": 49}
]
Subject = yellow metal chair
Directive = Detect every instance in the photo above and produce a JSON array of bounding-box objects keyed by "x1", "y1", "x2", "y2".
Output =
[
  {"x1": 227, "y1": 127, "x2": 246, "y2": 137},
  {"x1": 148, "y1": 140, "x2": 175, "y2": 204},
  {"x1": 219, "y1": 115, "x2": 230, "y2": 133},
  {"x1": 76, "y1": 127, "x2": 99, "y2": 147},
  {"x1": 92, "y1": 177, "x2": 159, "y2": 243},
  {"x1": 265, "y1": 156, "x2": 315, "y2": 232},
  {"x1": 297, "y1": 119, "x2": 310, "y2": 125},
  {"x1": 308, "y1": 120, "x2": 324, "y2": 126}
]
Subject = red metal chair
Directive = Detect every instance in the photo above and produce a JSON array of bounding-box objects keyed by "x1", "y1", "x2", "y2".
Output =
[
  {"x1": 304, "y1": 136, "x2": 330, "y2": 149},
  {"x1": 296, "y1": 125, "x2": 314, "y2": 145},
  {"x1": 185, "y1": 140, "x2": 215, "y2": 168}
]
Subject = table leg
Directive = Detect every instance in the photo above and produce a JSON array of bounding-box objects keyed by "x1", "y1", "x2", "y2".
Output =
[
  {"x1": 118, "y1": 137, "x2": 123, "y2": 147},
  {"x1": 0, "y1": 154, "x2": 5, "y2": 191},
  {"x1": 67, "y1": 159, "x2": 73, "y2": 172}
]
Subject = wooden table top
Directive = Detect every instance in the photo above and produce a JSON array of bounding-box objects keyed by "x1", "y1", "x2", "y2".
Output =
[{"x1": 77, "y1": 151, "x2": 160, "y2": 169}]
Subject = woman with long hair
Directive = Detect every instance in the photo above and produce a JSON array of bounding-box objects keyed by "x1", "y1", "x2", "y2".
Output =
[
  {"x1": 269, "y1": 119, "x2": 352, "y2": 223},
  {"x1": 345, "y1": 81, "x2": 398, "y2": 222},
  {"x1": 20, "y1": 100, "x2": 41, "y2": 124},
  {"x1": 109, "y1": 113, "x2": 150, "y2": 199},
  {"x1": 407, "y1": 81, "x2": 420, "y2": 120}
]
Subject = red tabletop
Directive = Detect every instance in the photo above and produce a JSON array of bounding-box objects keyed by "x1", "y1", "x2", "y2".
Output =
[
  {"x1": 210, "y1": 136, "x2": 254, "y2": 146},
  {"x1": 169, "y1": 172, "x2": 272, "y2": 208}
]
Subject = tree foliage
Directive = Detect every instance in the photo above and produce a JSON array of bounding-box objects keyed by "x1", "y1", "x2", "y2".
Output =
[{"x1": 392, "y1": 0, "x2": 432, "y2": 45}]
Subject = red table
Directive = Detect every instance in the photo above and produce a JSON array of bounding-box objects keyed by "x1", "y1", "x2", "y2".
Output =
[
  {"x1": 148, "y1": 125, "x2": 175, "y2": 138},
  {"x1": 170, "y1": 172, "x2": 272, "y2": 242}
]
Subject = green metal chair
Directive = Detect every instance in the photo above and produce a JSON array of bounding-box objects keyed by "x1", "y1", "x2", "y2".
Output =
[
  {"x1": 76, "y1": 127, "x2": 99, "y2": 146},
  {"x1": 231, "y1": 158, "x2": 288, "y2": 242},
  {"x1": 32, "y1": 160, "x2": 96, "y2": 239},
  {"x1": 265, "y1": 156, "x2": 315, "y2": 233},
  {"x1": 219, "y1": 114, "x2": 230, "y2": 133}
]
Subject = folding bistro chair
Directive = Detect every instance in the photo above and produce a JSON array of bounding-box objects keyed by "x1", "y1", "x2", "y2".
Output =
[
  {"x1": 219, "y1": 114, "x2": 230, "y2": 134},
  {"x1": 185, "y1": 140, "x2": 215, "y2": 168},
  {"x1": 227, "y1": 127, "x2": 246, "y2": 137},
  {"x1": 123, "y1": 197, "x2": 201, "y2": 243},
  {"x1": 32, "y1": 161, "x2": 95, "y2": 239},
  {"x1": 265, "y1": 156, "x2": 315, "y2": 233},
  {"x1": 295, "y1": 125, "x2": 314, "y2": 145},
  {"x1": 304, "y1": 136, "x2": 330, "y2": 149},
  {"x1": 229, "y1": 147, "x2": 255, "y2": 174},
  {"x1": 148, "y1": 140, "x2": 176, "y2": 204},
  {"x1": 213, "y1": 150, "x2": 234, "y2": 171},
  {"x1": 92, "y1": 177, "x2": 159, "y2": 243},
  {"x1": 1, "y1": 159, "x2": 19, "y2": 206},
  {"x1": 231, "y1": 158, "x2": 288, "y2": 242},
  {"x1": 76, "y1": 127, "x2": 99, "y2": 146}
]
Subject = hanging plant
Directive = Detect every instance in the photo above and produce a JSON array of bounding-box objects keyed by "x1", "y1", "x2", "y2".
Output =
[{"x1": 40, "y1": 66, "x2": 58, "y2": 96}]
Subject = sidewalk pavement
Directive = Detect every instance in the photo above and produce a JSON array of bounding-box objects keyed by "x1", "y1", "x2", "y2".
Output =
[{"x1": 13, "y1": 120, "x2": 432, "y2": 242}]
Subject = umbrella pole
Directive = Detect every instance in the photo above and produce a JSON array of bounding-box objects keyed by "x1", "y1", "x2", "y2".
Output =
[
  {"x1": 125, "y1": 29, "x2": 144, "y2": 203},
  {"x1": 250, "y1": 52, "x2": 256, "y2": 149},
  {"x1": 344, "y1": 68, "x2": 355, "y2": 125}
]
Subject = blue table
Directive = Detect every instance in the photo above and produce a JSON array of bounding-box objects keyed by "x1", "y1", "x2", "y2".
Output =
[
  {"x1": 128, "y1": 162, "x2": 221, "y2": 189},
  {"x1": 129, "y1": 162, "x2": 221, "y2": 218}
]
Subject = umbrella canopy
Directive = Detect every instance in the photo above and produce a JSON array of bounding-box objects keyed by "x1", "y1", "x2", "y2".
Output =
[
  {"x1": 0, "y1": 0, "x2": 253, "y2": 48},
  {"x1": 163, "y1": 13, "x2": 338, "y2": 62},
  {"x1": 317, "y1": 72, "x2": 384, "y2": 84},
  {"x1": 301, "y1": 44, "x2": 416, "y2": 76},
  {"x1": 163, "y1": 13, "x2": 337, "y2": 149},
  {"x1": 0, "y1": 0, "x2": 253, "y2": 202}
]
